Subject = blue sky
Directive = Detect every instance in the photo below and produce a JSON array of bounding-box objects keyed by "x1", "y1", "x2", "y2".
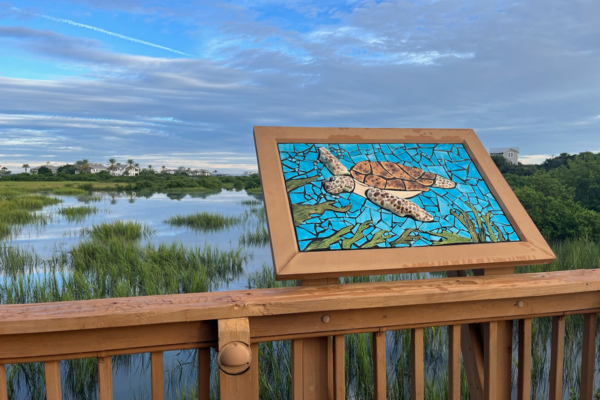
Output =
[{"x1": 0, "y1": 0, "x2": 599, "y2": 173}]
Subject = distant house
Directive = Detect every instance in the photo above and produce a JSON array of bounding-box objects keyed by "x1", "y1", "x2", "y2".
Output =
[
  {"x1": 188, "y1": 169, "x2": 211, "y2": 176},
  {"x1": 30, "y1": 165, "x2": 59, "y2": 175},
  {"x1": 108, "y1": 163, "x2": 140, "y2": 176},
  {"x1": 490, "y1": 147, "x2": 519, "y2": 165},
  {"x1": 243, "y1": 170, "x2": 259, "y2": 176},
  {"x1": 89, "y1": 163, "x2": 108, "y2": 174}
]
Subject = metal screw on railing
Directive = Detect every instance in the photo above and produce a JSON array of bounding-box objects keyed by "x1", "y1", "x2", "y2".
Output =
[
  {"x1": 516, "y1": 300, "x2": 524, "y2": 308},
  {"x1": 321, "y1": 314, "x2": 331, "y2": 323}
]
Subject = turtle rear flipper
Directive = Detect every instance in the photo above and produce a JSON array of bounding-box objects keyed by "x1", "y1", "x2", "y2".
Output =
[{"x1": 366, "y1": 188, "x2": 434, "y2": 222}]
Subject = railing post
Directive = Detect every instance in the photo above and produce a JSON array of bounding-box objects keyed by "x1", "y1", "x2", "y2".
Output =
[
  {"x1": 484, "y1": 322, "x2": 498, "y2": 400},
  {"x1": 218, "y1": 318, "x2": 258, "y2": 400},
  {"x1": 0, "y1": 364, "x2": 7, "y2": 400},
  {"x1": 98, "y1": 356, "x2": 113, "y2": 400},
  {"x1": 411, "y1": 328, "x2": 424, "y2": 400},
  {"x1": 372, "y1": 331, "x2": 386, "y2": 400},
  {"x1": 549, "y1": 316, "x2": 565, "y2": 400},
  {"x1": 333, "y1": 335, "x2": 345, "y2": 400},
  {"x1": 580, "y1": 313, "x2": 596, "y2": 400},
  {"x1": 517, "y1": 319, "x2": 532, "y2": 400},
  {"x1": 150, "y1": 352, "x2": 164, "y2": 400},
  {"x1": 44, "y1": 361, "x2": 62, "y2": 400},
  {"x1": 293, "y1": 278, "x2": 337, "y2": 400},
  {"x1": 484, "y1": 268, "x2": 513, "y2": 400},
  {"x1": 448, "y1": 325, "x2": 461, "y2": 400},
  {"x1": 198, "y1": 347, "x2": 211, "y2": 400}
]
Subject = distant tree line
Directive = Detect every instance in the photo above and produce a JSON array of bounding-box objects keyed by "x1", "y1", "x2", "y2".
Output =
[{"x1": 492, "y1": 152, "x2": 600, "y2": 241}]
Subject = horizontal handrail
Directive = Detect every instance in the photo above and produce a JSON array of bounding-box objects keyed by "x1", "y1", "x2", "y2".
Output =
[
  {"x1": 1, "y1": 269, "x2": 599, "y2": 336},
  {"x1": 1, "y1": 270, "x2": 599, "y2": 399}
]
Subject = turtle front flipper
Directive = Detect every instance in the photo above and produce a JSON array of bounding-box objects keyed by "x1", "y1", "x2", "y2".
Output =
[
  {"x1": 318, "y1": 147, "x2": 350, "y2": 176},
  {"x1": 432, "y1": 175, "x2": 456, "y2": 189},
  {"x1": 366, "y1": 188, "x2": 434, "y2": 222}
]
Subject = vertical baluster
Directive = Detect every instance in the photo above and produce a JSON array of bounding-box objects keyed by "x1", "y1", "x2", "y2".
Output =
[
  {"x1": 484, "y1": 322, "x2": 498, "y2": 400},
  {"x1": 0, "y1": 364, "x2": 7, "y2": 400},
  {"x1": 411, "y1": 328, "x2": 424, "y2": 400},
  {"x1": 292, "y1": 339, "x2": 303, "y2": 400},
  {"x1": 333, "y1": 335, "x2": 345, "y2": 400},
  {"x1": 549, "y1": 316, "x2": 565, "y2": 400},
  {"x1": 250, "y1": 343, "x2": 259, "y2": 397},
  {"x1": 151, "y1": 352, "x2": 164, "y2": 400},
  {"x1": 98, "y1": 356, "x2": 113, "y2": 400},
  {"x1": 517, "y1": 319, "x2": 532, "y2": 400},
  {"x1": 448, "y1": 325, "x2": 461, "y2": 400},
  {"x1": 44, "y1": 361, "x2": 62, "y2": 400},
  {"x1": 373, "y1": 331, "x2": 386, "y2": 400},
  {"x1": 198, "y1": 347, "x2": 211, "y2": 400},
  {"x1": 580, "y1": 313, "x2": 597, "y2": 400}
]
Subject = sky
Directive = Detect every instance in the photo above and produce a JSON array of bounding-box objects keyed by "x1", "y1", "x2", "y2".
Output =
[{"x1": 0, "y1": 0, "x2": 599, "y2": 173}]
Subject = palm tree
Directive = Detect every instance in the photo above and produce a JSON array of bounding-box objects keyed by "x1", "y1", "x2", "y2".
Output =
[
  {"x1": 76, "y1": 159, "x2": 91, "y2": 174},
  {"x1": 107, "y1": 158, "x2": 117, "y2": 174},
  {"x1": 148, "y1": 165, "x2": 153, "y2": 172},
  {"x1": 161, "y1": 166, "x2": 166, "y2": 174},
  {"x1": 125, "y1": 159, "x2": 135, "y2": 176},
  {"x1": 22, "y1": 163, "x2": 30, "y2": 173}
]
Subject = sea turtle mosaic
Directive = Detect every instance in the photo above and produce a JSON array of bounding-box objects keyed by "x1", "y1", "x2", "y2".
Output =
[
  {"x1": 319, "y1": 147, "x2": 457, "y2": 222},
  {"x1": 277, "y1": 143, "x2": 520, "y2": 251}
]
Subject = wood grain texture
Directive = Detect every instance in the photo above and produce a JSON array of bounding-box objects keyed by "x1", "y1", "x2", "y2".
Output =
[
  {"x1": 333, "y1": 335, "x2": 345, "y2": 400},
  {"x1": 579, "y1": 313, "x2": 596, "y2": 400},
  {"x1": 484, "y1": 322, "x2": 498, "y2": 400},
  {"x1": 198, "y1": 347, "x2": 211, "y2": 400},
  {"x1": 150, "y1": 352, "x2": 164, "y2": 400},
  {"x1": 0, "y1": 365, "x2": 6, "y2": 400},
  {"x1": 372, "y1": 332, "x2": 386, "y2": 400},
  {"x1": 448, "y1": 325, "x2": 461, "y2": 400},
  {"x1": 98, "y1": 356, "x2": 113, "y2": 400},
  {"x1": 254, "y1": 126, "x2": 554, "y2": 280},
  {"x1": 411, "y1": 328, "x2": 424, "y2": 400},
  {"x1": 549, "y1": 316, "x2": 565, "y2": 400},
  {"x1": 44, "y1": 360, "x2": 61, "y2": 400},
  {"x1": 302, "y1": 337, "x2": 329, "y2": 400},
  {"x1": 461, "y1": 323, "x2": 484, "y2": 400},
  {"x1": 292, "y1": 339, "x2": 303, "y2": 400},
  {"x1": 218, "y1": 318, "x2": 257, "y2": 400},
  {"x1": 517, "y1": 319, "x2": 531, "y2": 400},
  {"x1": 484, "y1": 267, "x2": 513, "y2": 400},
  {"x1": 0, "y1": 270, "x2": 596, "y2": 336}
]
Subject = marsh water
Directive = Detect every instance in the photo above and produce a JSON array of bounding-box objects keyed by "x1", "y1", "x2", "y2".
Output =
[{"x1": 1, "y1": 189, "x2": 599, "y2": 399}]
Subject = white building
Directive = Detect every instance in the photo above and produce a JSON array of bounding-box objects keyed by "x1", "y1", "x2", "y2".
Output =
[
  {"x1": 490, "y1": 147, "x2": 519, "y2": 165},
  {"x1": 243, "y1": 170, "x2": 259, "y2": 176},
  {"x1": 108, "y1": 163, "x2": 140, "y2": 176}
]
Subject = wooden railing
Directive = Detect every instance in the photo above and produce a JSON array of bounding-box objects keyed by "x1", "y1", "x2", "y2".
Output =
[{"x1": 0, "y1": 269, "x2": 599, "y2": 399}]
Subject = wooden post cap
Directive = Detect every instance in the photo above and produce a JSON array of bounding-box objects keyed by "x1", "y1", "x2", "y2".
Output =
[{"x1": 217, "y1": 341, "x2": 252, "y2": 375}]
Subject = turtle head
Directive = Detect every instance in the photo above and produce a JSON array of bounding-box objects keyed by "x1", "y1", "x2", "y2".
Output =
[
  {"x1": 322, "y1": 175, "x2": 355, "y2": 195},
  {"x1": 318, "y1": 147, "x2": 350, "y2": 176}
]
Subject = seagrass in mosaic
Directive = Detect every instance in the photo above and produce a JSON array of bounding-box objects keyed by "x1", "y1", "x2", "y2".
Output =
[{"x1": 279, "y1": 143, "x2": 520, "y2": 252}]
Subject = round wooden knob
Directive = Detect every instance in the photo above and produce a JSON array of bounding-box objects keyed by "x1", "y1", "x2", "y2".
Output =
[{"x1": 218, "y1": 342, "x2": 252, "y2": 375}]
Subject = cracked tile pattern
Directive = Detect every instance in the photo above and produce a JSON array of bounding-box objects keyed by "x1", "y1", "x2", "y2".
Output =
[{"x1": 279, "y1": 143, "x2": 520, "y2": 251}]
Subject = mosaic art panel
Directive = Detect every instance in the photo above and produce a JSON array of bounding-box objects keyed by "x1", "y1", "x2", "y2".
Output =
[{"x1": 278, "y1": 143, "x2": 520, "y2": 252}]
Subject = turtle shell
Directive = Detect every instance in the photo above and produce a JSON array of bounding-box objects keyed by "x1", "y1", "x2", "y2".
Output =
[{"x1": 350, "y1": 161, "x2": 437, "y2": 191}]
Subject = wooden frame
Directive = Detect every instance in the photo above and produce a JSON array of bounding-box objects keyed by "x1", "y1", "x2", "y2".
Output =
[{"x1": 254, "y1": 127, "x2": 555, "y2": 280}]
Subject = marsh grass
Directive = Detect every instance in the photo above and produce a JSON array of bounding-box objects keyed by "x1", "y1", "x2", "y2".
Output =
[
  {"x1": 81, "y1": 220, "x2": 155, "y2": 242},
  {"x1": 164, "y1": 212, "x2": 241, "y2": 232},
  {"x1": 240, "y1": 199, "x2": 263, "y2": 207},
  {"x1": 0, "y1": 192, "x2": 61, "y2": 239},
  {"x1": 239, "y1": 225, "x2": 269, "y2": 247},
  {"x1": 58, "y1": 206, "x2": 98, "y2": 223},
  {"x1": 52, "y1": 187, "x2": 88, "y2": 196}
]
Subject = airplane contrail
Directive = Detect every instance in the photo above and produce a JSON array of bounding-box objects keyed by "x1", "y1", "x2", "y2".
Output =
[{"x1": 12, "y1": 7, "x2": 193, "y2": 57}]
